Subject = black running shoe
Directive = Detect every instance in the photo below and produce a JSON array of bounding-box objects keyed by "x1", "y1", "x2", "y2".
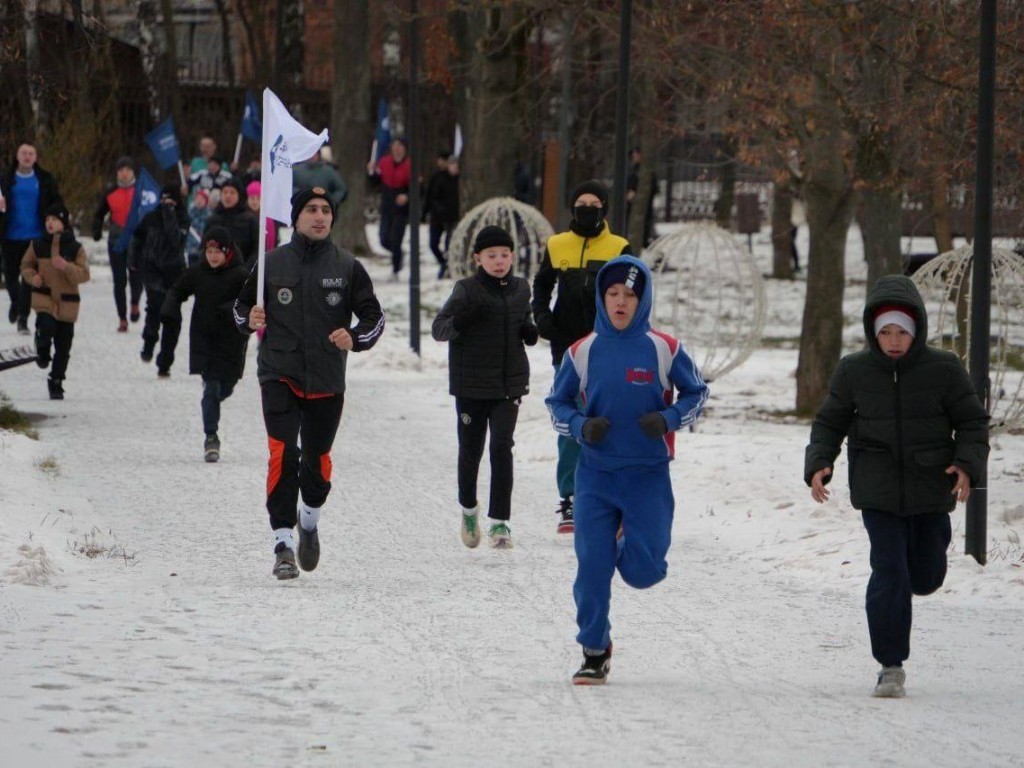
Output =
[
  {"x1": 572, "y1": 644, "x2": 612, "y2": 686},
  {"x1": 204, "y1": 434, "x2": 220, "y2": 463},
  {"x1": 47, "y1": 377, "x2": 64, "y2": 401},
  {"x1": 273, "y1": 543, "x2": 299, "y2": 580},
  {"x1": 298, "y1": 526, "x2": 320, "y2": 572}
]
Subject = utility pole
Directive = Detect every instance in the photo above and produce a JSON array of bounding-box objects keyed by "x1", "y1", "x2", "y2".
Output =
[
  {"x1": 408, "y1": 0, "x2": 421, "y2": 355},
  {"x1": 610, "y1": 0, "x2": 632, "y2": 235}
]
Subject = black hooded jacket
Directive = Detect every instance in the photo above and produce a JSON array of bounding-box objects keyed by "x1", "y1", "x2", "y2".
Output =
[
  {"x1": 804, "y1": 275, "x2": 989, "y2": 516},
  {"x1": 129, "y1": 201, "x2": 189, "y2": 291},
  {"x1": 207, "y1": 203, "x2": 259, "y2": 266},
  {"x1": 161, "y1": 257, "x2": 250, "y2": 380}
]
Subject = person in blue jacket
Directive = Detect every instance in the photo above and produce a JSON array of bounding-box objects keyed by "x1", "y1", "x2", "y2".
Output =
[{"x1": 546, "y1": 255, "x2": 708, "y2": 685}]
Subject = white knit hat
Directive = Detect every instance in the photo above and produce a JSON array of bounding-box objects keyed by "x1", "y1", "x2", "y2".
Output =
[{"x1": 873, "y1": 305, "x2": 916, "y2": 338}]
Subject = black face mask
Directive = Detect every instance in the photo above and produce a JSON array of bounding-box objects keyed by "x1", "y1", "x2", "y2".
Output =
[{"x1": 572, "y1": 205, "x2": 604, "y2": 235}]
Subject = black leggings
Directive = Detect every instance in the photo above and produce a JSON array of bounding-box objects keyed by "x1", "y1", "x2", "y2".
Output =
[
  {"x1": 35, "y1": 313, "x2": 75, "y2": 380},
  {"x1": 261, "y1": 380, "x2": 345, "y2": 531},
  {"x1": 455, "y1": 397, "x2": 520, "y2": 521},
  {"x1": 2, "y1": 238, "x2": 32, "y2": 322}
]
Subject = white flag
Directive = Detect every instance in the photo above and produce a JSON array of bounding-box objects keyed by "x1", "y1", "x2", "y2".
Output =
[
  {"x1": 260, "y1": 88, "x2": 329, "y2": 225},
  {"x1": 453, "y1": 123, "x2": 463, "y2": 159}
]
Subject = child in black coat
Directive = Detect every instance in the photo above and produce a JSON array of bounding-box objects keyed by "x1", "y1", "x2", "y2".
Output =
[
  {"x1": 431, "y1": 225, "x2": 538, "y2": 549},
  {"x1": 161, "y1": 226, "x2": 250, "y2": 462}
]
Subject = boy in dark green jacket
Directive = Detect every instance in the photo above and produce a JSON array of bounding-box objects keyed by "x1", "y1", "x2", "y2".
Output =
[{"x1": 804, "y1": 275, "x2": 988, "y2": 698}]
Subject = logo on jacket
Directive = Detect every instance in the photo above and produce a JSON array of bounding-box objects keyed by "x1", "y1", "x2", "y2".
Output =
[
  {"x1": 326, "y1": 291, "x2": 341, "y2": 306},
  {"x1": 460, "y1": 412, "x2": 472, "y2": 425},
  {"x1": 626, "y1": 367, "x2": 654, "y2": 385},
  {"x1": 322, "y1": 278, "x2": 345, "y2": 288},
  {"x1": 277, "y1": 287, "x2": 293, "y2": 305}
]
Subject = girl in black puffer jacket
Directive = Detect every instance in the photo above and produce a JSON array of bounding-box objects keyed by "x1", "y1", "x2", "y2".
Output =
[
  {"x1": 432, "y1": 226, "x2": 538, "y2": 550},
  {"x1": 804, "y1": 274, "x2": 989, "y2": 699}
]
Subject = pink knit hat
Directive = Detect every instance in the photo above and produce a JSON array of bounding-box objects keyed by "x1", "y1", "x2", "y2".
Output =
[{"x1": 246, "y1": 180, "x2": 261, "y2": 197}]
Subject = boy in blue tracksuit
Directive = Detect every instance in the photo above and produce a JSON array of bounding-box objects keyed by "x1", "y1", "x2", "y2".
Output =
[{"x1": 546, "y1": 255, "x2": 708, "y2": 685}]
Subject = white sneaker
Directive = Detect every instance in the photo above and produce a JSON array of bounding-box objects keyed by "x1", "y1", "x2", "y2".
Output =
[
  {"x1": 460, "y1": 507, "x2": 480, "y2": 548},
  {"x1": 872, "y1": 666, "x2": 906, "y2": 698},
  {"x1": 488, "y1": 521, "x2": 513, "y2": 549}
]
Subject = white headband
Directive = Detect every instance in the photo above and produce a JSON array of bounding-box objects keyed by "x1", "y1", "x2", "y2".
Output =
[{"x1": 874, "y1": 310, "x2": 916, "y2": 338}]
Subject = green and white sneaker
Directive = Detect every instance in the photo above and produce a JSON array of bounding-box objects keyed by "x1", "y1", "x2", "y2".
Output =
[
  {"x1": 488, "y1": 522, "x2": 513, "y2": 549},
  {"x1": 461, "y1": 507, "x2": 481, "y2": 548}
]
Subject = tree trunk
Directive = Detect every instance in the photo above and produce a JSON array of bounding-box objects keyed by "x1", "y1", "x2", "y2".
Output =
[
  {"x1": 627, "y1": 78, "x2": 657, "y2": 251},
  {"x1": 771, "y1": 179, "x2": 795, "y2": 280},
  {"x1": 213, "y1": 0, "x2": 235, "y2": 84},
  {"x1": 459, "y1": 6, "x2": 529, "y2": 212},
  {"x1": 929, "y1": 171, "x2": 954, "y2": 254},
  {"x1": 713, "y1": 136, "x2": 736, "y2": 229},
  {"x1": 330, "y1": 0, "x2": 371, "y2": 255},
  {"x1": 24, "y1": 0, "x2": 47, "y2": 134},
  {"x1": 859, "y1": 186, "x2": 903, "y2": 291},
  {"x1": 795, "y1": 73, "x2": 857, "y2": 414}
]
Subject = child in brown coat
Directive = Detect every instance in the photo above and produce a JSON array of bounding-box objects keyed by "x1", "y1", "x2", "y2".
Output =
[{"x1": 20, "y1": 203, "x2": 91, "y2": 399}]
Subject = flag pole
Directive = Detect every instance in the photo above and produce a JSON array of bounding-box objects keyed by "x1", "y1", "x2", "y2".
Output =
[
  {"x1": 177, "y1": 160, "x2": 187, "y2": 188},
  {"x1": 233, "y1": 133, "x2": 244, "y2": 168},
  {"x1": 257, "y1": 209, "x2": 267, "y2": 309}
]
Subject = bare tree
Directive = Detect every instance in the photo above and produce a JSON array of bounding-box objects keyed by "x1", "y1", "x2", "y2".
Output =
[{"x1": 330, "y1": 0, "x2": 372, "y2": 254}]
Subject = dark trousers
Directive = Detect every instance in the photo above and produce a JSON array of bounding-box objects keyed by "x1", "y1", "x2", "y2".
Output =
[
  {"x1": 455, "y1": 397, "x2": 520, "y2": 521},
  {"x1": 109, "y1": 245, "x2": 143, "y2": 320},
  {"x1": 429, "y1": 219, "x2": 453, "y2": 267},
  {"x1": 379, "y1": 203, "x2": 409, "y2": 274},
  {"x1": 201, "y1": 376, "x2": 238, "y2": 436},
  {"x1": 261, "y1": 380, "x2": 345, "y2": 531},
  {"x1": 35, "y1": 313, "x2": 75, "y2": 380},
  {"x1": 862, "y1": 509, "x2": 952, "y2": 667},
  {"x1": 2, "y1": 238, "x2": 32, "y2": 323},
  {"x1": 141, "y1": 286, "x2": 181, "y2": 371}
]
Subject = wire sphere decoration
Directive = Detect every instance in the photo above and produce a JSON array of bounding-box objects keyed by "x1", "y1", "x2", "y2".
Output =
[
  {"x1": 447, "y1": 197, "x2": 555, "y2": 280},
  {"x1": 643, "y1": 222, "x2": 767, "y2": 382},
  {"x1": 910, "y1": 245, "x2": 1024, "y2": 431}
]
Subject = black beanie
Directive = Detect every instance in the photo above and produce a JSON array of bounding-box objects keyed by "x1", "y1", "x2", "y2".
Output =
[
  {"x1": 221, "y1": 176, "x2": 246, "y2": 199},
  {"x1": 44, "y1": 203, "x2": 70, "y2": 229},
  {"x1": 201, "y1": 225, "x2": 236, "y2": 262},
  {"x1": 160, "y1": 183, "x2": 181, "y2": 203},
  {"x1": 472, "y1": 225, "x2": 514, "y2": 253},
  {"x1": 570, "y1": 179, "x2": 610, "y2": 209},
  {"x1": 115, "y1": 155, "x2": 135, "y2": 172},
  {"x1": 290, "y1": 186, "x2": 336, "y2": 226},
  {"x1": 599, "y1": 259, "x2": 645, "y2": 298}
]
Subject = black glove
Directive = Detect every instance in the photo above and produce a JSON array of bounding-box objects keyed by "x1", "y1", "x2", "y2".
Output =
[
  {"x1": 536, "y1": 313, "x2": 555, "y2": 340},
  {"x1": 451, "y1": 303, "x2": 485, "y2": 332},
  {"x1": 638, "y1": 411, "x2": 668, "y2": 438},
  {"x1": 581, "y1": 417, "x2": 611, "y2": 444},
  {"x1": 521, "y1": 323, "x2": 539, "y2": 345}
]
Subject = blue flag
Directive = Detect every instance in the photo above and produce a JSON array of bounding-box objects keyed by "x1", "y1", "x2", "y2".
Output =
[
  {"x1": 241, "y1": 90, "x2": 262, "y2": 144},
  {"x1": 373, "y1": 98, "x2": 390, "y2": 161},
  {"x1": 144, "y1": 117, "x2": 181, "y2": 170},
  {"x1": 115, "y1": 167, "x2": 161, "y2": 253}
]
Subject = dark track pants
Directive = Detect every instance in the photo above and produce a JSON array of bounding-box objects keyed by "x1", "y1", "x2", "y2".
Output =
[
  {"x1": 109, "y1": 244, "x2": 143, "y2": 321},
  {"x1": 141, "y1": 286, "x2": 180, "y2": 371},
  {"x1": 2, "y1": 239, "x2": 32, "y2": 324},
  {"x1": 862, "y1": 509, "x2": 951, "y2": 667},
  {"x1": 573, "y1": 464, "x2": 674, "y2": 651},
  {"x1": 455, "y1": 397, "x2": 520, "y2": 521},
  {"x1": 261, "y1": 380, "x2": 344, "y2": 531},
  {"x1": 35, "y1": 313, "x2": 75, "y2": 380},
  {"x1": 201, "y1": 376, "x2": 238, "y2": 436}
]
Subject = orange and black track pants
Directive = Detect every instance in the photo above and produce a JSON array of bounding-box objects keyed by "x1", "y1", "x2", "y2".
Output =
[{"x1": 261, "y1": 380, "x2": 344, "y2": 531}]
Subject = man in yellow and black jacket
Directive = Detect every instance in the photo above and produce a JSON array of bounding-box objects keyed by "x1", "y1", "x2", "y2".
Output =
[{"x1": 532, "y1": 179, "x2": 630, "y2": 534}]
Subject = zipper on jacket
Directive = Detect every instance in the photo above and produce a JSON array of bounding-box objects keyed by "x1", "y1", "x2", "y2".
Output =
[
  {"x1": 894, "y1": 367, "x2": 904, "y2": 512},
  {"x1": 302, "y1": 247, "x2": 311, "y2": 398},
  {"x1": 501, "y1": 284, "x2": 510, "y2": 396}
]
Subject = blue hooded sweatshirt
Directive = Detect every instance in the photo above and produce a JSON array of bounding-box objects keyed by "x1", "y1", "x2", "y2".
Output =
[{"x1": 545, "y1": 255, "x2": 708, "y2": 471}]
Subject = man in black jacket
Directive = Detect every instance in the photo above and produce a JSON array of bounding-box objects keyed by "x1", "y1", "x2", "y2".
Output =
[
  {"x1": 234, "y1": 186, "x2": 385, "y2": 580},
  {"x1": 0, "y1": 142, "x2": 62, "y2": 333},
  {"x1": 423, "y1": 151, "x2": 459, "y2": 279},
  {"x1": 805, "y1": 274, "x2": 989, "y2": 698}
]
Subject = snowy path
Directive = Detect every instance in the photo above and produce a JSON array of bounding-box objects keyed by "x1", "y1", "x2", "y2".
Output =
[{"x1": 2, "y1": 234, "x2": 1024, "y2": 767}]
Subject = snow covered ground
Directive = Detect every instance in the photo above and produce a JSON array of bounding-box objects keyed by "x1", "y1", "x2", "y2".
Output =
[{"x1": 1, "y1": 223, "x2": 1023, "y2": 768}]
